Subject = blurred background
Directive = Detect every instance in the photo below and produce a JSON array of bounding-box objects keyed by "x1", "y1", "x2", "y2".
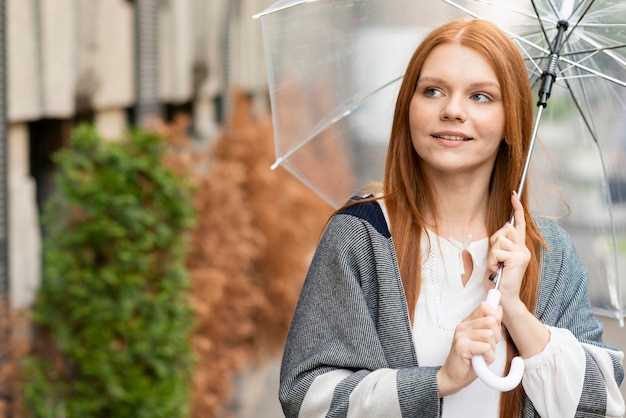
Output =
[{"x1": 0, "y1": 1, "x2": 622, "y2": 418}]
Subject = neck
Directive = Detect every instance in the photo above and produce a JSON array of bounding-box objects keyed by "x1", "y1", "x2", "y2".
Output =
[{"x1": 423, "y1": 166, "x2": 492, "y2": 241}]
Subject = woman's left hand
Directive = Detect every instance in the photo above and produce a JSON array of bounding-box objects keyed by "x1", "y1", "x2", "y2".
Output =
[{"x1": 485, "y1": 191, "x2": 531, "y2": 312}]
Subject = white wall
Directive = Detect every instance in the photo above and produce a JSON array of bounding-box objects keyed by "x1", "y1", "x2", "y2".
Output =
[
  {"x1": 8, "y1": 124, "x2": 40, "y2": 310},
  {"x1": 159, "y1": 0, "x2": 193, "y2": 103},
  {"x1": 8, "y1": 0, "x2": 41, "y2": 122},
  {"x1": 40, "y1": 0, "x2": 77, "y2": 117},
  {"x1": 77, "y1": 0, "x2": 135, "y2": 110}
]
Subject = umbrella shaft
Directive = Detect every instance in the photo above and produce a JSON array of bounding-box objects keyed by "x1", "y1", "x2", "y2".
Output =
[
  {"x1": 493, "y1": 105, "x2": 545, "y2": 290},
  {"x1": 538, "y1": 20, "x2": 570, "y2": 107}
]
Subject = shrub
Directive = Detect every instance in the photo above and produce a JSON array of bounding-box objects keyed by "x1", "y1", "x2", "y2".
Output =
[{"x1": 23, "y1": 125, "x2": 195, "y2": 418}]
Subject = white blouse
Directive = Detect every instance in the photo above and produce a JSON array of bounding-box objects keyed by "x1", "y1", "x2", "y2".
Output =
[{"x1": 411, "y1": 227, "x2": 594, "y2": 418}]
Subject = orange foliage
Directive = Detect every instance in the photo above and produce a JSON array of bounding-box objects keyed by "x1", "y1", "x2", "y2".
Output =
[
  {"x1": 0, "y1": 305, "x2": 30, "y2": 418},
  {"x1": 162, "y1": 92, "x2": 332, "y2": 418}
]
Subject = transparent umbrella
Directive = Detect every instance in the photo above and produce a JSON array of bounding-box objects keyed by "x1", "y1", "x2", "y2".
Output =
[{"x1": 254, "y1": 0, "x2": 626, "y2": 390}]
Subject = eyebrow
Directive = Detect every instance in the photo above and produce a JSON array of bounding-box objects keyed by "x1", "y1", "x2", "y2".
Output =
[{"x1": 417, "y1": 76, "x2": 500, "y2": 90}]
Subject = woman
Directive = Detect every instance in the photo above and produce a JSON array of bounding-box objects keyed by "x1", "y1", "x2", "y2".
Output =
[{"x1": 279, "y1": 19, "x2": 624, "y2": 418}]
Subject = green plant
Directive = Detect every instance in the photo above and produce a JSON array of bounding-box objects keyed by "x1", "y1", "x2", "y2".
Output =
[{"x1": 24, "y1": 125, "x2": 195, "y2": 418}]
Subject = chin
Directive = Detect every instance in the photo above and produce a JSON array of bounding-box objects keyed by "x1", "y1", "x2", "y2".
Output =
[{"x1": 420, "y1": 156, "x2": 484, "y2": 175}]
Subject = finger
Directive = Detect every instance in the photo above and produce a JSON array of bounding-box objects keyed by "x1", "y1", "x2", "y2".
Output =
[
  {"x1": 466, "y1": 329, "x2": 498, "y2": 350},
  {"x1": 460, "y1": 314, "x2": 502, "y2": 344},
  {"x1": 472, "y1": 322, "x2": 503, "y2": 346},
  {"x1": 476, "y1": 301, "x2": 498, "y2": 319},
  {"x1": 491, "y1": 248, "x2": 512, "y2": 265},
  {"x1": 490, "y1": 224, "x2": 519, "y2": 246},
  {"x1": 466, "y1": 301, "x2": 500, "y2": 321},
  {"x1": 511, "y1": 191, "x2": 526, "y2": 242},
  {"x1": 485, "y1": 252, "x2": 499, "y2": 276},
  {"x1": 458, "y1": 339, "x2": 494, "y2": 360},
  {"x1": 503, "y1": 223, "x2": 520, "y2": 243},
  {"x1": 464, "y1": 316, "x2": 500, "y2": 333},
  {"x1": 466, "y1": 303, "x2": 489, "y2": 320},
  {"x1": 485, "y1": 350, "x2": 496, "y2": 365},
  {"x1": 492, "y1": 235, "x2": 515, "y2": 251},
  {"x1": 480, "y1": 302, "x2": 499, "y2": 318},
  {"x1": 489, "y1": 230, "x2": 502, "y2": 246}
]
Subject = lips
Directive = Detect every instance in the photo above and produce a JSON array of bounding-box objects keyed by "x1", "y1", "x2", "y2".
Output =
[{"x1": 431, "y1": 131, "x2": 473, "y2": 141}]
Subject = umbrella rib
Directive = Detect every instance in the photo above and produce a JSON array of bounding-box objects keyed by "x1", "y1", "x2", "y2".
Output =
[
  {"x1": 519, "y1": 27, "x2": 557, "y2": 38},
  {"x1": 566, "y1": 0, "x2": 590, "y2": 22},
  {"x1": 576, "y1": 32, "x2": 626, "y2": 69},
  {"x1": 577, "y1": 23, "x2": 626, "y2": 28},
  {"x1": 530, "y1": 0, "x2": 553, "y2": 49},
  {"x1": 559, "y1": 43, "x2": 626, "y2": 58},
  {"x1": 560, "y1": 60, "x2": 626, "y2": 87},
  {"x1": 524, "y1": 54, "x2": 551, "y2": 61},
  {"x1": 561, "y1": 0, "x2": 597, "y2": 49},
  {"x1": 559, "y1": 49, "x2": 601, "y2": 75},
  {"x1": 252, "y1": 0, "x2": 316, "y2": 19},
  {"x1": 557, "y1": 74, "x2": 601, "y2": 81},
  {"x1": 528, "y1": 67, "x2": 543, "y2": 81},
  {"x1": 559, "y1": 64, "x2": 624, "y2": 316},
  {"x1": 271, "y1": 74, "x2": 404, "y2": 170},
  {"x1": 544, "y1": 0, "x2": 561, "y2": 19},
  {"x1": 517, "y1": 38, "x2": 545, "y2": 74},
  {"x1": 531, "y1": 74, "x2": 542, "y2": 90}
]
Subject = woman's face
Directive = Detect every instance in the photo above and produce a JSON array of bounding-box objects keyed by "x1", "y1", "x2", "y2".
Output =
[{"x1": 409, "y1": 43, "x2": 505, "y2": 176}]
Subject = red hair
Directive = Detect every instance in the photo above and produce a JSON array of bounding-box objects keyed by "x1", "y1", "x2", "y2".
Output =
[{"x1": 343, "y1": 18, "x2": 547, "y2": 417}]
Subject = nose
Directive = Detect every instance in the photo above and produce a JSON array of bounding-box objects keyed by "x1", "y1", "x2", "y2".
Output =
[{"x1": 440, "y1": 95, "x2": 466, "y2": 123}]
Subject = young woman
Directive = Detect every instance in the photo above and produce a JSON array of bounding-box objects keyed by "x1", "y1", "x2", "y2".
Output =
[{"x1": 279, "y1": 19, "x2": 625, "y2": 418}]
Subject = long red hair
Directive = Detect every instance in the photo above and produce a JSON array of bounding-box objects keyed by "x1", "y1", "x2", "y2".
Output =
[{"x1": 341, "y1": 18, "x2": 547, "y2": 417}]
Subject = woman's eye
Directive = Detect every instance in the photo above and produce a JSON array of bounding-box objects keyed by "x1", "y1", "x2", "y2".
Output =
[
  {"x1": 424, "y1": 87, "x2": 443, "y2": 98},
  {"x1": 471, "y1": 93, "x2": 492, "y2": 103}
]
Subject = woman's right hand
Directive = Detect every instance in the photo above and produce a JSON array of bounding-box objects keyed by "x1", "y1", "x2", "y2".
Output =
[{"x1": 436, "y1": 301, "x2": 503, "y2": 396}]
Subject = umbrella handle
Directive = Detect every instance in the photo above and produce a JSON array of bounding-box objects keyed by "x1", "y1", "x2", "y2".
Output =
[{"x1": 471, "y1": 289, "x2": 525, "y2": 392}]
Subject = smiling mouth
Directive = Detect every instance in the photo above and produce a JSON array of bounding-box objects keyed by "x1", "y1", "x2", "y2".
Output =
[{"x1": 431, "y1": 134, "x2": 473, "y2": 142}]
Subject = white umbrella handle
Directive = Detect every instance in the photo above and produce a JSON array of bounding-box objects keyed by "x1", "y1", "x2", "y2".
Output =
[{"x1": 471, "y1": 289, "x2": 525, "y2": 392}]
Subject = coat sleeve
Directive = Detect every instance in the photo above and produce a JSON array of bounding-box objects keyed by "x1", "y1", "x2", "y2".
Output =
[
  {"x1": 524, "y1": 223, "x2": 624, "y2": 418},
  {"x1": 279, "y1": 214, "x2": 442, "y2": 418}
]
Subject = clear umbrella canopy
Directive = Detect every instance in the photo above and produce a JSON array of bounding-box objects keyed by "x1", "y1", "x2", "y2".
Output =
[{"x1": 255, "y1": 0, "x2": 626, "y2": 321}]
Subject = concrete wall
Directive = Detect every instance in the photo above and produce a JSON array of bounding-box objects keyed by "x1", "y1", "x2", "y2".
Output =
[
  {"x1": 159, "y1": 0, "x2": 193, "y2": 103},
  {"x1": 40, "y1": 0, "x2": 77, "y2": 117},
  {"x1": 77, "y1": 0, "x2": 135, "y2": 111},
  {"x1": 233, "y1": 0, "x2": 272, "y2": 92},
  {"x1": 8, "y1": 0, "x2": 41, "y2": 122},
  {"x1": 8, "y1": 124, "x2": 40, "y2": 310}
]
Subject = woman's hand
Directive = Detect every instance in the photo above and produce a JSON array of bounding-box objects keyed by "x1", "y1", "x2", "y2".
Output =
[
  {"x1": 485, "y1": 191, "x2": 530, "y2": 311},
  {"x1": 437, "y1": 302, "x2": 503, "y2": 396}
]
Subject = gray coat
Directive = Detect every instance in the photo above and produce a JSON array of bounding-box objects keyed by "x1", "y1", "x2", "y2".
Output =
[{"x1": 279, "y1": 199, "x2": 624, "y2": 418}]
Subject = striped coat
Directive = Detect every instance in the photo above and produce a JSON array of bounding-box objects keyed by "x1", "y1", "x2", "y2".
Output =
[{"x1": 279, "y1": 200, "x2": 624, "y2": 417}]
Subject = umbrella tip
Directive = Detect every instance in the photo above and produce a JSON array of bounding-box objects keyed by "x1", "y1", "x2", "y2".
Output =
[{"x1": 270, "y1": 159, "x2": 281, "y2": 170}]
